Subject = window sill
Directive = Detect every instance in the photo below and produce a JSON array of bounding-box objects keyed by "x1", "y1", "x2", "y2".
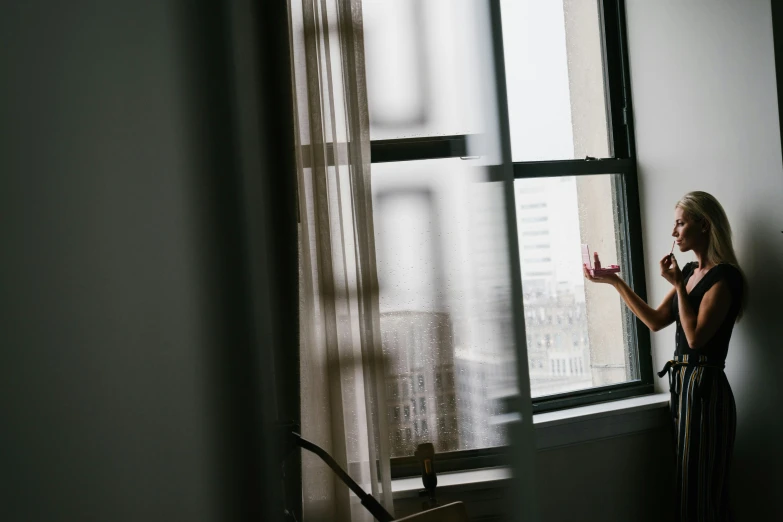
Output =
[
  {"x1": 533, "y1": 391, "x2": 670, "y2": 449},
  {"x1": 391, "y1": 392, "x2": 669, "y2": 499}
]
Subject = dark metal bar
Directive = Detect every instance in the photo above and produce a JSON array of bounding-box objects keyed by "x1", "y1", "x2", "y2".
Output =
[
  {"x1": 390, "y1": 446, "x2": 510, "y2": 479},
  {"x1": 532, "y1": 382, "x2": 654, "y2": 413},
  {"x1": 615, "y1": 0, "x2": 638, "y2": 160},
  {"x1": 370, "y1": 134, "x2": 470, "y2": 163},
  {"x1": 300, "y1": 134, "x2": 471, "y2": 168},
  {"x1": 600, "y1": 0, "x2": 638, "y2": 160},
  {"x1": 773, "y1": 0, "x2": 783, "y2": 165},
  {"x1": 513, "y1": 158, "x2": 633, "y2": 178}
]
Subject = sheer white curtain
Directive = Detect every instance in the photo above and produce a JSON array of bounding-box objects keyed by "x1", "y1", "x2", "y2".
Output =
[{"x1": 289, "y1": 0, "x2": 393, "y2": 520}]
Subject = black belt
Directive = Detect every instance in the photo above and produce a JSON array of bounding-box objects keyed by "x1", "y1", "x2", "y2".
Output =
[{"x1": 658, "y1": 357, "x2": 725, "y2": 403}]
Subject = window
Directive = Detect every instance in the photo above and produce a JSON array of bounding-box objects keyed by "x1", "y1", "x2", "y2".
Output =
[
  {"x1": 388, "y1": 381, "x2": 398, "y2": 399},
  {"x1": 363, "y1": 0, "x2": 651, "y2": 476},
  {"x1": 523, "y1": 257, "x2": 552, "y2": 264}
]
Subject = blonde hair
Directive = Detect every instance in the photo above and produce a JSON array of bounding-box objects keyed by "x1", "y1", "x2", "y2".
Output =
[{"x1": 676, "y1": 191, "x2": 746, "y2": 320}]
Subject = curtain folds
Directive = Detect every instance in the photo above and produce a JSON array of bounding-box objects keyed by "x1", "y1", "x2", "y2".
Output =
[{"x1": 289, "y1": 0, "x2": 393, "y2": 520}]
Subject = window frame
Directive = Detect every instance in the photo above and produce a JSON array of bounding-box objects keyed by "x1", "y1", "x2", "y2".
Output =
[{"x1": 365, "y1": 0, "x2": 652, "y2": 477}]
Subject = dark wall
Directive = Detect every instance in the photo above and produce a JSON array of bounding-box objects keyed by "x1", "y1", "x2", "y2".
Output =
[
  {"x1": 392, "y1": 427, "x2": 674, "y2": 522},
  {"x1": 535, "y1": 428, "x2": 674, "y2": 522},
  {"x1": 0, "y1": 2, "x2": 295, "y2": 521},
  {"x1": 728, "y1": 2, "x2": 783, "y2": 521}
]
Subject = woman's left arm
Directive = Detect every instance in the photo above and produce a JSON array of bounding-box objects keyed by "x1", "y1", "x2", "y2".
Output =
[{"x1": 675, "y1": 279, "x2": 732, "y2": 349}]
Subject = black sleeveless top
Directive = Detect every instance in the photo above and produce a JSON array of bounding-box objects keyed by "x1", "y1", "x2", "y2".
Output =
[{"x1": 671, "y1": 262, "x2": 744, "y2": 361}]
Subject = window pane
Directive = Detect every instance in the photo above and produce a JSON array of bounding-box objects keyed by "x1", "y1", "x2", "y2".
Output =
[
  {"x1": 363, "y1": 0, "x2": 486, "y2": 140},
  {"x1": 501, "y1": 0, "x2": 611, "y2": 161},
  {"x1": 372, "y1": 159, "x2": 518, "y2": 457},
  {"x1": 515, "y1": 174, "x2": 637, "y2": 398}
]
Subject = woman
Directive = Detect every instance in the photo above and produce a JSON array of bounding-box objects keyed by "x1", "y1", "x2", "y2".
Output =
[{"x1": 584, "y1": 191, "x2": 745, "y2": 522}]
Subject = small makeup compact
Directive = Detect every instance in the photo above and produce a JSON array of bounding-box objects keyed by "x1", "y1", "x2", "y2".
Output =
[{"x1": 581, "y1": 244, "x2": 620, "y2": 276}]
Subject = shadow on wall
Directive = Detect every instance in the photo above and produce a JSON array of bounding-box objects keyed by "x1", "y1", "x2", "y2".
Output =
[{"x1": 728, "y1": 213, "x2": 783, "y2": 521}]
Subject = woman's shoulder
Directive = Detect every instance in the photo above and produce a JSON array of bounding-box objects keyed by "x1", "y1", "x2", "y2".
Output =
[
  {"x1": 683, "y1": 261, "x2": 698, "y2": 275},
  {"x1": 714, "y1": 263, "x2": 742, "y2": 279},
  {"x1": 713, "y1": 263, "x2": 744, "y2": 294}
]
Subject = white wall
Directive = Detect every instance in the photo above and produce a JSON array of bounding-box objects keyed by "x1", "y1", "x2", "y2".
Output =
[{"x1": 626, "y1": 0, "x2": 783, "y2": 519}]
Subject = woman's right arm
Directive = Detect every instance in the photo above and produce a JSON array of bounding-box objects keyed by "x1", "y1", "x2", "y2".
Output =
[
  {"x1": 613, "y1": 279, "x2": 676, "y2": 332},
  {"x1": 583, "y1": 265, "x2": 676, "y2": 332}
]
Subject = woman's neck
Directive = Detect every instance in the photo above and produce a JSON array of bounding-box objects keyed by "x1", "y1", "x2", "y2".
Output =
[{"x1": 694, "y1": 249, "x2": 714, "y2": 271}]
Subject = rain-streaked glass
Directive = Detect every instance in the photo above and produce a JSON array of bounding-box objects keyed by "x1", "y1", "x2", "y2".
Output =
[
  {"x1": 363, "y1": 0, "x2": 487, "y2": 140},
  {"x1": 372, "y1": 159, "x2": 517, "y2": 457}
]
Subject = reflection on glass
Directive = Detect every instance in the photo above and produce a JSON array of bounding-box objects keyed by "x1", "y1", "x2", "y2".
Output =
[
  {"x1": 371, "y1": 159, "x2": 517, "y2": 457},
  {"x1": 515, "y1": 174, "x2": 637, "y2": 398},
  {"x1": 363, "y1": 0, "x2": 486, "y2": 140},
  {"x1": 501, "y1": 0, "x2": 610, "y2": 161}
]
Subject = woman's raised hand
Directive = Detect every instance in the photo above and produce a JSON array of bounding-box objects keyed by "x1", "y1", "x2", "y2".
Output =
[
  {"x1": 583, "y1": 264, "x2": 621, "y2": 286},
  {"x1": 659, "y1": 254, "x2": 683, "y2": 286}
]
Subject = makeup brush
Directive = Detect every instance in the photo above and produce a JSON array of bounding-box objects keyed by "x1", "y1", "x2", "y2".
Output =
[{"x1": 669, "y1": 240, "x2": 676, "y2": 256}]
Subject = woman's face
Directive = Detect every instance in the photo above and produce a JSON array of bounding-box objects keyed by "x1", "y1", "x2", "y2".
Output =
[{"x1": 672, "y1": 206, "x2": 707, "y2": 253}]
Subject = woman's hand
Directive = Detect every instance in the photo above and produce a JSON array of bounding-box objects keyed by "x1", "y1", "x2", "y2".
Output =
[
  {"x1": 583, "y1": 264, "x2": 621, "y2": 286},
  {"x1": 659, "y1": 254, "x2": 683, "y2": 287}
]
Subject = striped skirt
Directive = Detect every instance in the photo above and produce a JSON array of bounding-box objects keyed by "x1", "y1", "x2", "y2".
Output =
[{"x1": 659, "y1": 354, "x2": 737, "y2": 522}]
